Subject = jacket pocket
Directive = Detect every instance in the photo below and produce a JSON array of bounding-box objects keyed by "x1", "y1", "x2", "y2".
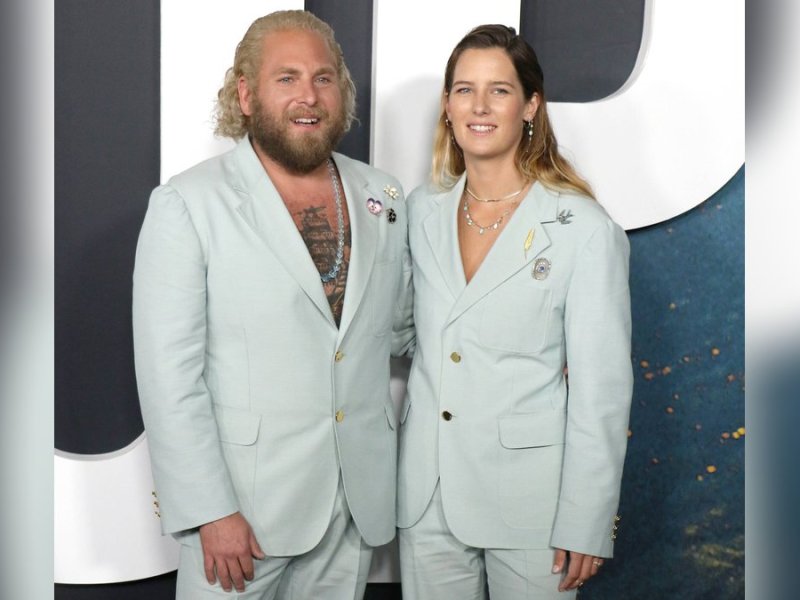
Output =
[
  {"x1": 498, "y1": 410, "x2": 565, "y2": 449},
  {"x1": 496, "y1": 410, "x2": 565, "y2": 529},
  {"x1": 213, "y1": 405, "x2": 260, "y2": 513},
  {"x1": 214, "y1": 405, "x2": 261, "y2": 445}
]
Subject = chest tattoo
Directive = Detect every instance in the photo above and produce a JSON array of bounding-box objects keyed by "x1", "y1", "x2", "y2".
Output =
[{"x1": 293, "y1": 203, "x2": 351, "y2": 326}]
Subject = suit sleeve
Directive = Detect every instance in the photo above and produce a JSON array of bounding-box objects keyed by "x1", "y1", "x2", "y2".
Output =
[
  {"x1": 391, "y1": 186, "x2": 416, "y2": 358},
  {"x1": 550, "y1": 218, "x2": 633, "y2": 558},
  {"x1": 132, "y1": 184, "x2": 239, "y2": 535}
]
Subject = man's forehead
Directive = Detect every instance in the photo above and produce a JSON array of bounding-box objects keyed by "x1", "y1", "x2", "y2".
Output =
[{"x1": 261, "y1": 28, "x2": 335, "y2": 62}]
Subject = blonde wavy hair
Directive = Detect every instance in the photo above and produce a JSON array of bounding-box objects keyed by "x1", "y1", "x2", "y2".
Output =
[
  {"x1": 431, "y1": 24, "x2": 594, "y2": 199},
  {"x1": 213, "y1": 10, "x2": 357, "y2": 139}
]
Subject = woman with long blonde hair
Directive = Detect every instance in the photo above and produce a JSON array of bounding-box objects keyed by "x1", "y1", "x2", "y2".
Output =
[{"x1": 397, "y1": 25, "x2": 633, "y2": 599}]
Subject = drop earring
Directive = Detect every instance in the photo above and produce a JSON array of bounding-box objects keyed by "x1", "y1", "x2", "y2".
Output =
[
  {"x1": 446, "y1": 117, "x2": 462, "y2": 155},
  {"x1": 525, "y1": 119, "x2": 534, "y2": 148}
]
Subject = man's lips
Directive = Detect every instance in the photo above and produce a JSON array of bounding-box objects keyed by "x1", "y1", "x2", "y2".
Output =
[{"x1": 292, "y1": 116, "x2": 320, "y2": 125}]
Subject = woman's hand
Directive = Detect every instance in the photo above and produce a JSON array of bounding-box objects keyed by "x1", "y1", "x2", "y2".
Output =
[{"x1": 552, "y1": 548, "x2": 604, "y2": 591}]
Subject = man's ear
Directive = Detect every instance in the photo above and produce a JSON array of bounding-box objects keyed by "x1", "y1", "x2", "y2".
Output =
[{"x1": 238, "y1": 77, "x2": 253, "y2": 117}]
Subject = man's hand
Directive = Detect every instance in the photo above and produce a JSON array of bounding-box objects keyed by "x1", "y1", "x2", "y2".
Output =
[
  {"x1": 199, "y1": 512, "x2": 266, "y2": 592},
  {"x1": 552, "y1": 548, "x2": 604, "y2": 592}
]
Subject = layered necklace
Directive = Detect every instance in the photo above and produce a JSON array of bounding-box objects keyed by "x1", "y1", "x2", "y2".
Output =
[
  {"x1": 462, "y1": 184, "x2": 524, "y2": 235},
  {"x1": 320, "y1": 158, "x2": 346, "y2": 283}
]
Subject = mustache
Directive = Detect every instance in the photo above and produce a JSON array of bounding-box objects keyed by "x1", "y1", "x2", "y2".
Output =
[{"x1": 287, "y1": 108, "x2": 329, "y2": 121}]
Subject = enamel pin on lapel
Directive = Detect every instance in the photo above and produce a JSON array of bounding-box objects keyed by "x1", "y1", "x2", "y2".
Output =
[
  {"x1": 384, "y1": 185, "x2": 399, "y2": 223},
  {"x1": 532, "y1": 257, "x2": 551, "y2": 280},
  {"x1": 383, "y1": 185, "x2": 399, "y2": 200},
  {"x1": 541, "y1": 208, "x2": 575, "y2": 225},
  {"x1": 366, "y1": 197, "x2": 383, "y2": 215},
  {"x1": 524, "y1": 228, "x2": 535, "y2": 259}
]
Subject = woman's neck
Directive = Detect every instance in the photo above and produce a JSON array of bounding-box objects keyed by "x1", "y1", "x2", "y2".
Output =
[{"x1": 463, "y1": 159, "x2": 528, "y2": 199}]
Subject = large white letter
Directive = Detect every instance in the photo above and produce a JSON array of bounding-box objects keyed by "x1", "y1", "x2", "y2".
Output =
[{"x1": 372, "y1": 0, "x2": 744, "y2": 230}]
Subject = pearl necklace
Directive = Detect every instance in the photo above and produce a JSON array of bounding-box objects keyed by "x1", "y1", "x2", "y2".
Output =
[{"x1": 320, "y1": 159, "x2": 345, "y2": 283}]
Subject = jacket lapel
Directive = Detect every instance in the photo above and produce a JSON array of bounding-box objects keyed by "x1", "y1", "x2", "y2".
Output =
[
  {"x1": 231, "y1": 137, "x2": 335, "y2": 327},
  {"x1": 445, "y1": 182, "x2": 558, "y2": 327},
  {"x1": 422, "y1": 177, "x2": 467, "y2": 300},
  {"x1": 333, "y1": 153, "x2": 377, "y2": 339}
]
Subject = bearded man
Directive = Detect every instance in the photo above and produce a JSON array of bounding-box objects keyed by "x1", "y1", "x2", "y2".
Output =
[{"x1": 132, "y1": 10, "x2": 414, "y2": 599}]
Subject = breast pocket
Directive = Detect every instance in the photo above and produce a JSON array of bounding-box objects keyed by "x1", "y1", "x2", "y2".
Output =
[{"x1": 479, "y1": 282, "x2": 552, "y2": 353}]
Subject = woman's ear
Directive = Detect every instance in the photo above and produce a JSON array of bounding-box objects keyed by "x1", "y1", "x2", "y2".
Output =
[{"x1": 525, "y1": 92, "x2": 541, "y2": 122}]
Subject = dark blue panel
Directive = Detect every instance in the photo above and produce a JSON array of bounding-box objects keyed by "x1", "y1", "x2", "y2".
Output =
[
  {"x1": 583, "y1": 169, "x2": 745, "y2": 599},
  {"x1": 305, "y1": 0, "x2": 373, "y2": 162},
  {"x1": 520, "y1": 0, "x2": 645, "y2": 102},
  {"x1": 55, "y1": 0, "x2": 160, "y2": 453}
]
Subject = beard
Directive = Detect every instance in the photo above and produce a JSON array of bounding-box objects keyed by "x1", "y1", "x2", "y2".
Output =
[{"x1": 248, "y1": 97, "x2": 347, "y2": 174}]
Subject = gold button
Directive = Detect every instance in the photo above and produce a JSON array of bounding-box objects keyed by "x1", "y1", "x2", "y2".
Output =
[
  {"x1": 442, "y1": 410, "x2": 453, "y2": 421},
  {"x1": 614, "y1": 515, "x2": 621, "y2": 522},
  {"x1": 335, "y1": 410, "x2": 344, "y2": 422},
  {"x1": 450, "y1": 352, "x2": 461, "y2": 363},
  {"x1": 611, "y1": 534, "x2": 617, "y2": 540},
  {"x1": 335, "y1": 350, "x2": 344, "y2": 362}
]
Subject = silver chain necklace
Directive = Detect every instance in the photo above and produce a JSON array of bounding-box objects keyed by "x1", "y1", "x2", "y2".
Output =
[
  {"x1": 320, "y1": 158, "x2": 345, "y2": 283},
  {"x1": 462, "y1": 193, "x2": 517, "y2": 235},
  {"x1": 465, "y1": 185, "x2": 524, "y2": 203}
]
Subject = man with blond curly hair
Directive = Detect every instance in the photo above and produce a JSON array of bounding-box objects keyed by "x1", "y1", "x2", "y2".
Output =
[{"x1": 133, "y1": 10, "x2": 413, "y2": 599}]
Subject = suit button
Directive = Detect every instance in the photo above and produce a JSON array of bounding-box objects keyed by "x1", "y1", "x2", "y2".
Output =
[
  {"x1": 335, "y1": 350, "x2": 344, "y2": 362},
  {"x1": 442, "y1": 411, "x2": 453, "y2": 421},
  {"x1": 450, "y1": 352, "x2": 461, "y2": 363},
  {"x1": 335, "y1": 410, "x2": 344, "y2": 422}
]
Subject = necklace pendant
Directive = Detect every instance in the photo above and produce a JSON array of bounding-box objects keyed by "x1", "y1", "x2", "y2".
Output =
[{"x1": 478, "y1": 227, "x2": 485, "y2": 235}]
